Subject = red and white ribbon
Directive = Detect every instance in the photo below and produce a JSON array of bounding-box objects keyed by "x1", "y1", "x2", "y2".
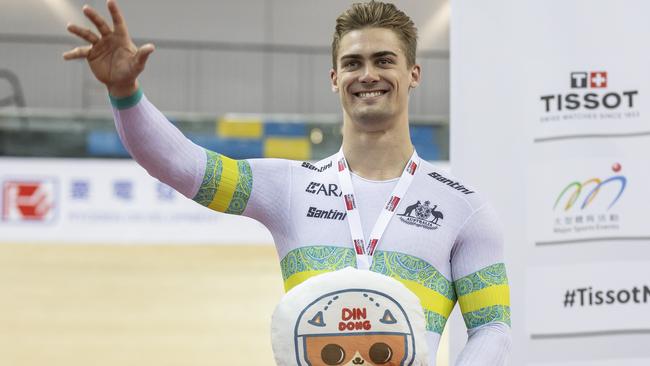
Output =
[{"x1": 336, "y1": 149, "x2": 419, "y2": 270}]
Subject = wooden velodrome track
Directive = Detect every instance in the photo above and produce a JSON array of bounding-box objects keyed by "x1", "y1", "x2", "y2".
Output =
[
  {"x1": 0, "y1": 244, "x2": 283, "y2": 365},
  {"x1": 0, "y1": 243, "x2": 449, "y2": 365}
]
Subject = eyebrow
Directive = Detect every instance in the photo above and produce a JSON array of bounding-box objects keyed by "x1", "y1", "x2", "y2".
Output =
[{"x1": 339, "y1": 51, "x2": 399, "y2": 62}]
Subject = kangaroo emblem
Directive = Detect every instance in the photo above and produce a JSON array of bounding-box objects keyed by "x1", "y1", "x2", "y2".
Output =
[
  {"x1": 400, "y1": 200, "x2": 420, "y2": 217},
  {"x1": 398, "y1": 200, "x2": 444, "y2": 230}
]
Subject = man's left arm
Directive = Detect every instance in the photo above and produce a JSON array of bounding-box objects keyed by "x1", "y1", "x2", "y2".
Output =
[{"x1": 450, "y1": 203, "x2": 512, "y2": 366}]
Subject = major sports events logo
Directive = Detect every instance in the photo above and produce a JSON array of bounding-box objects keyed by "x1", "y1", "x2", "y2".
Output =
[
  {"x1": 397, "y1": 200, "x2": 443, "y2": 230},
  {"x1": 539, "y1": 71, "x2": 640, "y2": 123},
  {"x1": 552, "y1": 163, "x2": 625, "y2": 234},
  {"x1": 2, "y1": 179, "x2": 57, "y2": 222}
]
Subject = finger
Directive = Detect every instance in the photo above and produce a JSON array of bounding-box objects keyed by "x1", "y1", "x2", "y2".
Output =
[
  {"x1": 62, "y1": 45, "x2": 92, "y2": 60},
  {"x1": 66, "y1": 23, "x2": 100, "y2": 44},
  {"x1": 83, "y1": 4, "x2": 112, "y2": 36},
  {"x1": 107, "y1": 0, "x2": 127, "y2": 33},
  {"x1": 133, "y1": 43, "x2": 155, "y2": 71}
]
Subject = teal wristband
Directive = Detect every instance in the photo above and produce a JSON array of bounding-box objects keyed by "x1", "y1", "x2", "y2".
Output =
[{"x1": 109, "y1": 87, "x2": 144, "y2": 110}]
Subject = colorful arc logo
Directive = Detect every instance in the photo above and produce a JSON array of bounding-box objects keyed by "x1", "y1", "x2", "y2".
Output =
[{"x1": 554, "y1": 175, "x2": 626, "y2": 211}]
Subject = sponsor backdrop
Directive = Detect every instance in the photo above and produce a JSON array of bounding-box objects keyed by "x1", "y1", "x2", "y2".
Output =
[
  {"x1": 0, "y1": 158, "x2": 273, "y2": 245},
  {"x1": 451, "y1": 0, "x2": 650, "y2": 365}
]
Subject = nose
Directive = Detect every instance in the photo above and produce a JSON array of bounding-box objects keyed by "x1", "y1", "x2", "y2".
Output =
[
  {"x1": 358, "y1": 64, "x2": 380, "y2": 83},
  {"x1": 352, "y1": 357, "x2": 365, "y2": 365}
]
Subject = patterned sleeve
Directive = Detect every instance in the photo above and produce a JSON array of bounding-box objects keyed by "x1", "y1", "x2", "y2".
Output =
[
  {"x1": 192, "y1": 150, "x2": 254, "y2": 215},
  {"x1": 191, "y1": 151, "x2": 292, "y2": 237},
  {"x1": 451, "y1": 203, "x2": 512, "y2": 365},
  {"x1": 110, "y1": 89, "x2": 289, "y2": 223}
]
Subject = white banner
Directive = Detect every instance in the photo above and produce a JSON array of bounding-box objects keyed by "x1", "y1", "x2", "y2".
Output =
[
  {"x1": 529, "y1": 360, "x2": 650, "y2": 366},
  {"x1": 0, "y1": 158, "x2": 273, "y2": 245},
  {"x1": 526, "y1": 262, "x2": 650, "y2": 337},
  {"x1": 527, "y1": 158, "x2": 650, "y2": 245},
  {"x1": 451, "y1": 0, "x2": 650, "y2": 364}
]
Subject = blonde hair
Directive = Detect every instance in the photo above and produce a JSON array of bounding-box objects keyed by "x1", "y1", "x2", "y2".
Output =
[{"x1": 332, "y1": 1, "x2": 418, "y2": 69}]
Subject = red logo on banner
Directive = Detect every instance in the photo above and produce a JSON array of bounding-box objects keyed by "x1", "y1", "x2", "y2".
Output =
[
  {"x1": 353, "y1": 239, "x2": 364, "y2": 254},
  {"x1": 2, "y1": 180, "x2": 56, "y2": 222},
  {"x1": 344, "y1": 194, "x2": 356, "y2": 210},
  {"x1": 406, "y1": 161, "x2": 417, "y2": 175},
  {"x1": 367, "y1": 239, "x2": 379, "y2": 255},
  {"x1": 385, "y1": 196, "x2": 401, "y2": 212},
  {"x1": 338, "y1": 158, "x2": 347, "y2": 172},
  {"x1": 590, "y1": 71, "x2": 607, "y2": 88}
]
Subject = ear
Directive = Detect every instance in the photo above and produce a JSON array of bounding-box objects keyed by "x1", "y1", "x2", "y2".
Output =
[
  {"x1": 409, "y1": 64, "x2": 421, "y2": 89},
  {"x1": 330, "y1": 68, "x2": 339, "y2": 93}
]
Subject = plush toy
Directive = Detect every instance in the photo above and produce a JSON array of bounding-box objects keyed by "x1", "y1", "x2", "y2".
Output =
[{"x1": 271, "y1": 267, "x2": 429, "y2": 365}]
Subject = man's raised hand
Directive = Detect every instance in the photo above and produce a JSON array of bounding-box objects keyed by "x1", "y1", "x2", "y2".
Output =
[{"x1": 63, "y1": 0, "x2": 154, "y2": 97}]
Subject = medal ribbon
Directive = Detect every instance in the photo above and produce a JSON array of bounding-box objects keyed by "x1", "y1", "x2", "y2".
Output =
[{"x1": 335, "y1": 149, "x2": 419, "y2": 270}]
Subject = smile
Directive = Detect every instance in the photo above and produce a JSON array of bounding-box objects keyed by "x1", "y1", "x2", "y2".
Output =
[{"x1": 354, "y1": 90, "x2": 387, "y2": 98}]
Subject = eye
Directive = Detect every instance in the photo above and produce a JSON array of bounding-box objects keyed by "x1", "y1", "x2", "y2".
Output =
[
  {"x1": 342, "y1": 61, "x2": 360, "y2": 69},
  {"x1": 369, "y1": 342, "x2": 393, "y2": 364},
  {"x1": 377, "y1": 58, "x2": 394, "y2": 66},
  {"x1": 321, "y1": 344, "x2": 346, "y2": 365}
]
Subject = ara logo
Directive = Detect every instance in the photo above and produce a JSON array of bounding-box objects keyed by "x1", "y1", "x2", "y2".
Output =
[
  {"x1": 305, "y1": 182, "x2": 342, "y2": 197},
  {"x1": 397, "y1": 200, "x2": 443, "y2": 230}
]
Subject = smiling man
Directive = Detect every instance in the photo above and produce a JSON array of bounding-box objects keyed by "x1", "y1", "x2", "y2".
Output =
[{"x1": 64, "y1": 1, "x2": 511, "y2": 364}]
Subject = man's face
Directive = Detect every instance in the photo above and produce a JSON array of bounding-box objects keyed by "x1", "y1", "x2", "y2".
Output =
[{"x1": 330, "y1": 27, "x2": 420, "y2": 131}]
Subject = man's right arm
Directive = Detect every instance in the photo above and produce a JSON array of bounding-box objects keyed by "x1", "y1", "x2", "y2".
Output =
[{"x1": 64, "y1": 1, "x2": 290, "y2": 222}]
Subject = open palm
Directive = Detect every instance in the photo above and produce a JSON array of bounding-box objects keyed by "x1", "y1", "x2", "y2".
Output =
[{"x1": 63, "y1": 0, "x2": 154, "y2": 96}]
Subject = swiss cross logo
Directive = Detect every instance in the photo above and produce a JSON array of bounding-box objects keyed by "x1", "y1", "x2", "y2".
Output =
[
  {"x1": 590, "y1": 71, "x2": 607, "y2": 88},
  {"x1": 2, "y1": 180, "x2": 56, "y2": 222},
  {"x1": 570, "y1": 71, "x2": 608, "y2": 89}
]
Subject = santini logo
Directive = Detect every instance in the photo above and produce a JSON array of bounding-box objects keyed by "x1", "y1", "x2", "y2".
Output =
[
  {"x1": 306, "y1": 206, "x2": 347, "y2": 221},
  {"x1": 428, "y1": 172, "x2": 475, "y2": 195},
  {"x1": 301, "y1": 161, "x2": 333, "y2": 173}
]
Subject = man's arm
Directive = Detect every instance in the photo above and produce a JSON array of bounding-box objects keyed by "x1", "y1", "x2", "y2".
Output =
[
  {"x1": 451, "y1": 204, "x2": 512, "y2": 366},
  {"x1": 64, "y1": 0, "x2": 288, "y2": 221}
]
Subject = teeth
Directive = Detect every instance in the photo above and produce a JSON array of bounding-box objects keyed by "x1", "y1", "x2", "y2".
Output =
[{"x1": 357, "y1": 91, "x2": 384, "y2": 98}]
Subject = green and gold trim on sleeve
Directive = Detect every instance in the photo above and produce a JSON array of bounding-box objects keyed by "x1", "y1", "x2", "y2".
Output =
[
  {"x1": 192, "y1": 150, "x2": 252, "y2": 215},
  {"x1": 280, "y1": 246, "x2": 357, "y2": 292},
  {"x1": 454, "y1": 263, "x2": 511, "y2": 328},
  {"x1": 370, "y1": 251, "x2": 457, "y2": 334}
]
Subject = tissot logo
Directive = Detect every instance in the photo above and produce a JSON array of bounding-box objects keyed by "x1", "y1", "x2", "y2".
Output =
[
  {"x1": 540, "y1": 71, "x2": 638, "y2": 113},
  {"x1": 570, "y1": 71, "x2": 608, "y2": 89},
  {"x1": 428, "y1": 172, "x2": 474, "y2": 195},
  {"x1": 397, "y1": 200, "x2": 443, "y2": 230},
  {"x1": 301, "y1": 161, "x2": 332, "y2": 173},
  {"x1": 306, "y1": 206, "x2": 347, "y2": 221},
  {"x1": 305, "y1": 182, "x2": 342, "y2": 197}
]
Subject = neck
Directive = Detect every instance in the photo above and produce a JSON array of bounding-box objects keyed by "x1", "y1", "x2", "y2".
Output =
[{"x1": 341, "y1": 119, "x2": 413, "y2": 181}]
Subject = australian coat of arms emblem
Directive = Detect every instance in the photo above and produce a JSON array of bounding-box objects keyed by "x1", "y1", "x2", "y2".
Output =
[{"x1": 397, "y1": 200, "x2": 443, "y2": 230}]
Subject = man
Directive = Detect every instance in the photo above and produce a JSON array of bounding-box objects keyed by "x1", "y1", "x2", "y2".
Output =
[{"x1": 64, "y1": 1, "x2": 511, "y2": 364}]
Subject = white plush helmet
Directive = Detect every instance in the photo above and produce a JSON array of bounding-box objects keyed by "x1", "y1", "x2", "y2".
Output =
[{"x1": 271, "y1": 267, "x2": 429, "y2": 365}]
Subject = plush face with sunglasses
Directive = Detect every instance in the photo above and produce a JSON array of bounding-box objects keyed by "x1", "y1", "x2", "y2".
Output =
[
  {"x1": 305, "y1": 333, "x2": 407, "y2": 365},
  {"x1": 272, "y1": 268, "x2": 428, "y2": 366},
  {"x1": 295, "y1": 289, "x2": 416, "y2": 366}
]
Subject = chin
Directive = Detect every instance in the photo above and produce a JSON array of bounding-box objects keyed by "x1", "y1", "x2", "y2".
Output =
[{"x1": 350, "y1": 111, "x2": 393, "y2": 131}]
